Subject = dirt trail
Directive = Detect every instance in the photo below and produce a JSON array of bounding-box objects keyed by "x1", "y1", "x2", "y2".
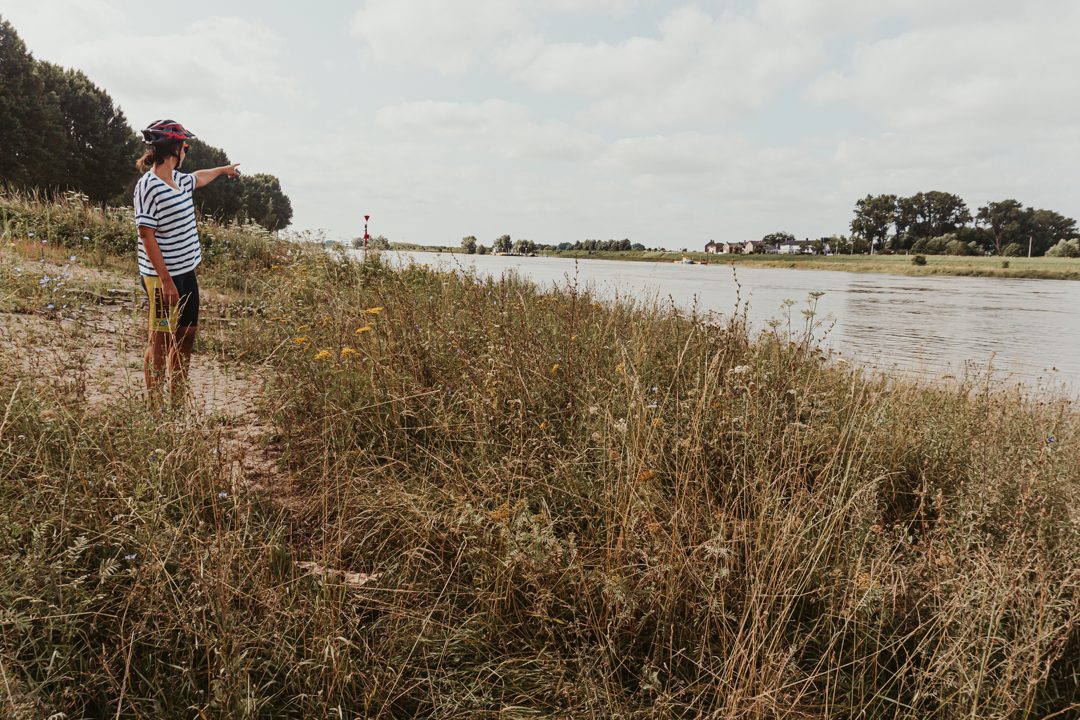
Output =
[
  {"x1": 0, "y1": 279, "x2": 289, "y2": 505},
  {"x1": 2, "y1": 251, "x2": 345, "y2": 576}
]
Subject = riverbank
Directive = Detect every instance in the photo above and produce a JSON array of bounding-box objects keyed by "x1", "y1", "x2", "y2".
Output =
[
  {"x1": 397, "y1": 246, "x2": 1080, "y2": 280},
  {"x1": 3, "y1": 192, "x2": 1079, "y2": 718},
  {"x1": 534, "y1": 250, "x2": 1080, "y2": 280}
]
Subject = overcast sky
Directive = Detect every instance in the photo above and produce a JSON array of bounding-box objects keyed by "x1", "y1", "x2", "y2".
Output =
[{"x1": 5, "y1": 0, "x2": 1078, "y2": 248}]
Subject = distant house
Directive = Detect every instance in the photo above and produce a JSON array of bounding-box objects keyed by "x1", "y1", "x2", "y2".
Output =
[
  {"x1": 744, "y1": 239, "x2": 773, "y2": 254},
  {"x1": 705, "y1": 240, "x2": 718, "y2": 254},
  {"x1": 720, "y1": 241, "x2": 743, "y2": 254},
  {"x1": 778, "y1": 239, "x2": 820, "y2": 255}
]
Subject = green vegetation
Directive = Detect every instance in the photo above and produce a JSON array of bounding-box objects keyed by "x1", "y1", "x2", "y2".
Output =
[
  {"x1": 2, "y1": 192, "x2": 1079, "y2": 717},
  {"x1": 849, "y1": 191, "x2": 1076, "y2": 257},
  {"x1": 0, "y1": 17, "x2": 139, "y2": 204}
]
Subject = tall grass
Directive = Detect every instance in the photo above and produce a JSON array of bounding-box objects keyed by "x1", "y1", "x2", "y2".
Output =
[{"x1": 2, "y1": 196, "x2": 1079, "y2": 718}]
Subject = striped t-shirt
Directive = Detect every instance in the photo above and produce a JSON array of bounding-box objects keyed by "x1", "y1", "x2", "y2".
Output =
[{"x1": 133, "y1": 169, "x2": 200, "y2": 276}]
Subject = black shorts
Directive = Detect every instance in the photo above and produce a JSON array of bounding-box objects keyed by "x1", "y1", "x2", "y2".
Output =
[{"x1": 141, "y1": 269, "x2": 200, "y2": 333}]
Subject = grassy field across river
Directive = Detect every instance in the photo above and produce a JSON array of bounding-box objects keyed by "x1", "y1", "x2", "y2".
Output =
[
  {"x1": 3, "y1": 191, "x2": 1079, "y2": 718},
  {"x1": 540, "y1": 249, "x2": 1080, "y2": 280}
]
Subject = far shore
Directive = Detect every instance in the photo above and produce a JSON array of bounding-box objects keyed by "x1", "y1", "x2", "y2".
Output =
[{"x1": 391, "y1": 246, "x2": 1080, "y2": 281}]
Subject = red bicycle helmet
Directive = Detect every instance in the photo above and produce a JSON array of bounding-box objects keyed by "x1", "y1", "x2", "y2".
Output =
[{"x1": 141, "y1": 119, "x2": 196, "y2": 145}]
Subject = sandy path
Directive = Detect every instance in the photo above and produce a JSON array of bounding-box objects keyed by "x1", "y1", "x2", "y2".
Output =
[{"x1": 0, "y1": 269, "x2": 287, "y2": 501}]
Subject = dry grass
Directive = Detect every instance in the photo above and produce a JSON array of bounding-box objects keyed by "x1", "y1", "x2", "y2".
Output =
[{"x1": 2, "y1": 191, "x2": 1079, "y2": 718}]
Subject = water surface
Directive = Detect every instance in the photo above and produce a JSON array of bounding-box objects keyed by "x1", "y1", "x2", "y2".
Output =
[{"x1": 383, "y1": 251, "x2": 1078, "y2": 393}]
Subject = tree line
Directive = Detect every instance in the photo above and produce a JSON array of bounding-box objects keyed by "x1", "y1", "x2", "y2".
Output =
[
  {"x1": 458, "y1": 235, "x2": 656, "y2": 255},
  {"x1": 453, "y1": 192, "x2": 1078, "y2": 260},
  {"x1": 0, "y1": 16, "x2": 292, "y2": 230},
  {"x1": 847, "y1": 191, "x2": 1078, "y2": 257}
]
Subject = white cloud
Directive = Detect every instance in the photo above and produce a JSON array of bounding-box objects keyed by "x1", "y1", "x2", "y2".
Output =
[
  {"x1": 348, "y1": 0, "x2": 659, "y2": 74},
  {"x1": 808, "y1": 8, "x2": 1080, "y2": 132},
  {"x1": 0, "y1": 0, "x2": 128, "y2": 52},
  {"x1": 506, "y1": 5, "x2": 821, "y2": 130},
  {"x1": 70, "y1": 18, "x2": 295, "y2": 115},
  {"x1": 375, "y1": 99, "x2": 604, "y2": 162},
  {"x1": 756, "y1": 0, "x2": 1045, "y2": 33},
  {"x1": 351, "y1": 0, "x2": 531, "y2": 74}
]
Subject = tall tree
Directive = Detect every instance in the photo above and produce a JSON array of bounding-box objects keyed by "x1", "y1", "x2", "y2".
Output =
[
  {"x1": 0, "y1": 17, "x2": 66, "y2": 190},
  {"x1": 512, "y1": 238, "x2": 536, "y2": 254},
  {"x1": 239, "y1": 173, "x2": 292, "y2": 231},
  {"x1": 460, "y1": 235, "x2": 477, "y2": 254},
  {"x1": 493, "y1": 234, "x2": 512, "y2": 253},
  {"x1": 2, "y1": 18, "x2": 139, "y2": 201},
  {"x1": 850, "y1": 194, "x2": 897, "y2": 253},
  {"x1": 895, "y1": 191, "x2": 971, "y2": 249},
  {"x1": 38, "y1": 62, "x2": 140, "y2": 203},
  {"x1": 762, "y1": 231, "x2": 796, "y2": 245},
  {"x1": 976, "y1": 199, "x2": 1027, "y2": 255},
  {"x1": 1026, "y1": 208, "x2": 1078, "y2": 256}
]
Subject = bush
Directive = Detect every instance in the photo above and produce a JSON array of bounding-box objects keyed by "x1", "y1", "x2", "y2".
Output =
[
  {"x1": 1, "y1": 189, "x2": 133, "y2": 260},
  {"x1": 1, "y1": 188, "x2": 286, "y2": 272},
  {"x1": 1046, "y1": 239, "x2": 1080, "y2": 258},
  {"x1": 911, "y1": 254, "x2": 927, "y2": 266},
  {"x1": 922, "y1": 237, "x2": 949, "y2": 255},
  {"x1": 1002, "y1": 242, "x2": 1025, "y2": 257},
  {"x1": 945, "y1": 238, "x2": 975, "y2": 256}
]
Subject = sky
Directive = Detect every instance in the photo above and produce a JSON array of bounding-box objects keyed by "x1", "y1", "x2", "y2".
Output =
[{"x1": 4, "y1": 0, "x2": 1079, "y2": 248}]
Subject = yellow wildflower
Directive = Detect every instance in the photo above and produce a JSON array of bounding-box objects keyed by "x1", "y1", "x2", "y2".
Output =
[
  {"x1": 550, "y1": 363, "x2": 560, "y2": 373},
  {"x1": 615, "y1": 361, "x2": 625, "y2": 374},
  {"x1": 340, "y1": 347, "x2": 359, "y2": 359},
  {"x1": 355, "y1": 325, "x2": 374, "y2": 335},
  {"x1": 365, "y1": 306, "x2": 384, "y2": 315},
  {"x1": 292, "y1": 336, "x2": 309, "y2": 345},
  {"x1": 313, "y1": 349, "x2": 332, "y2": 361},
  {"x1": 538, "y1": 421, "x2": 547, "y2": 430}
]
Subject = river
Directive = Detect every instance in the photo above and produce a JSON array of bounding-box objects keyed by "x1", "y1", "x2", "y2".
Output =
[{"x1": 382, "y1": 251, "x2": 1079, "y2": 393}]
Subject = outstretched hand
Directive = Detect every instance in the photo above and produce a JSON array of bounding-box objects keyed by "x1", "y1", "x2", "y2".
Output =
[{"x1": 223, "y1": 163, "x2": 242, "y2": 178}]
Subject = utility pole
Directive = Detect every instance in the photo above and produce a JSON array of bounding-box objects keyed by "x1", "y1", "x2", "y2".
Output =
[{"x1": 1028, "y1": 234, "x2": 1033, "y2": 258}]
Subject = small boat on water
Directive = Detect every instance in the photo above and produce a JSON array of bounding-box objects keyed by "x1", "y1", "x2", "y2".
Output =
[{"x1": 674, "y1": 256, "x2": 704, "y2": 265}]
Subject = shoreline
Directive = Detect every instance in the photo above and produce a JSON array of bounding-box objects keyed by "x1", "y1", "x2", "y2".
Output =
[{"x1": 393, "y1": 247, "x2": 1080, "y2": 281}]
